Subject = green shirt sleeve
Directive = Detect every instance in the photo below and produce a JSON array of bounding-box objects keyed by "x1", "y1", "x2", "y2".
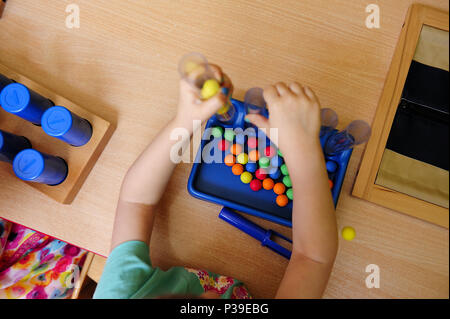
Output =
[{"x1": 93, "y1": 240, "x2": 204, "y2": 299}]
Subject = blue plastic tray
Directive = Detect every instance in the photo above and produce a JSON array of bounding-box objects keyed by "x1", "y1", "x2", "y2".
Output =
[{"x1": 187, "y1": 98, "x2": 352, "y2": 227}]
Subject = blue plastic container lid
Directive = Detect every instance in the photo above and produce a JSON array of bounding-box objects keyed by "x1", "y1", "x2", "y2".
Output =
[
  {"x1": 41, "y1": 106, "x2": 73, "y2": 137},
  {"x1": 0, "y1": 83, "x2": 31, "y2": 113},
  {"x1": 0, "y1": 131, "x2": 3, "y2": 150},
  {"x1": 13, "y1": 149, "x2": 44, "y2": 181}
]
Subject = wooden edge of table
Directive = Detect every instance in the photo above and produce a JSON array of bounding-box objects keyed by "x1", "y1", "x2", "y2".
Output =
[
  {"x1": 352, "y1": 4, "x2": 449, "y2": 228},
  {"x1": 71, "y1": 251, "x2": 95, "y2": 299},
  {"x1": 0, "y1": 63, "x2": 115, "y2": 204}
]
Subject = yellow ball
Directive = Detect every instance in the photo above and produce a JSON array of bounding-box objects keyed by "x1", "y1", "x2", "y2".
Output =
[
  {"x1": 341, "y1": 226, "x2": 356, "y2": 241},
  {"x1": 237, "y1": 153, "x2": 249, "y2": 165},
  {"x1": 240, "y1": 172, "x2": 252, "y2": 184},
  {"x1": 201, "y1": 79, "x2": 220, "y2": 99}
]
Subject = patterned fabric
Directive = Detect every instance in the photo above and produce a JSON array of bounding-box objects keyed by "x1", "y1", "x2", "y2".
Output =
[
  {"x1": 0, "y1": 218, "x2": 88, "y2": 299},
  {"x1": 186, "y1": 268, "x2": 252, "y2": 299}
]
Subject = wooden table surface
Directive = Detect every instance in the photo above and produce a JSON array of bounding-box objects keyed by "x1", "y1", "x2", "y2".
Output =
[{"x1": 0, "y1": 0, "x2": 448, "y2": 298}]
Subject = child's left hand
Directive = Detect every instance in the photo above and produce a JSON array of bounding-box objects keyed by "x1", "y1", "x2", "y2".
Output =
[{"x1": 175, "y1": 64, "x2": 233, "y2": 127}]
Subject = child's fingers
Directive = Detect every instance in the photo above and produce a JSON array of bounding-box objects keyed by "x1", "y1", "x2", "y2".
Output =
[
  {"x1": 179, "y1": 79, "x2": 199, "y2": 102},
  {"x1": 245, "y1": 114, "x2": 270, "y2": 131},
  {"x1": 304, "y1": 86, "x2": 317, "y2": 101},
  {"x1": 275, "y1": 82, "x2": 290, "y2": 96},
  {"x1": 263, "y1": 85, "x2": 279, "y2": 105},
  {"x1": 199, "y1": 92, "x2": 227, "y2": 119},
  {"x1": 288, "y1": 82, "x2": 303, "y2": 95}
]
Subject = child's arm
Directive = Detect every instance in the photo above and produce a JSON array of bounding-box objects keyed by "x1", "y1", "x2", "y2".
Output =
[
  {"x1": 110, "y1": 66, "x2": 229, "y2": 251},
  {"x1": 246, "y1": 82, "x2": 338, "y2": 298}
]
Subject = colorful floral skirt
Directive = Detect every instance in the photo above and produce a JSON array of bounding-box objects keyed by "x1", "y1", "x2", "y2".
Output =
[{"x1": 0, "y1": 218, "x2": 88, "y2": 299}]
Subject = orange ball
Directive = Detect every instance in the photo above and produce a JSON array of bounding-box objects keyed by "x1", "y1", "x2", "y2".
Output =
[
  {"x1": 248, "y1": 149, "x2": 260, "y2": 162},
  {"x1": 262, "y1": 178, "x2": 274, "y2": 190},
  {"x1": 328, "y1": 179, "x2": 334, "y2": 189},
  {"x1": 273, "y1": 182, "x2": 286, "y2": 195},
  {"x1": 276, "y1": 194, "x2": 289, "y2": 207},
  {"x1": 232, "y1": 163, "x2": 244, "y2": 175},
  {"x1": 224, "y1": 154, "x2": 235, "y2": 166},
  {"x1": 231, "y1": 144, "x2": 243, "y2": 155}
]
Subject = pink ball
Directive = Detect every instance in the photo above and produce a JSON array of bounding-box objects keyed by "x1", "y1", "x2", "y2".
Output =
[
  {"x1": 255, "y1": 168, "x2": 267, "y2": 180},
  {"x1": 247, "y1": 137, "x2": 258, "y2": 149},
  {"x1": 250, "y1": 179, "x2": 262, "y2": 191}
]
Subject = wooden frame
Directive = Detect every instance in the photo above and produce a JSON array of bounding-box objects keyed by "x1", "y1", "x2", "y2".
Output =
[
  {"x1": 0, "y1": 63, "x2": 115, "y2": 204},
  {"x1": 352, "y1": 4, "x2": 449, "y2": 228}
]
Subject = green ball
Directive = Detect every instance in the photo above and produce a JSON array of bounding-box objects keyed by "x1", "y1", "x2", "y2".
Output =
[
  {"x1": 283, "y1": 176, "x2": 292, "y2": 187},
  {"x1": 211, "y1": 126, "x2": 223, "y2": 138},
  {"x1": 280, "y1": 164, "x2": 289, "y2": 175},
  {"x1": 259, "y1": 157, "x2": 270, "y2": 168},
  {"x1": 286, "y1": 188, "x2": 293, "y2": 200},
  {"x1": 224, "y1": 129, "x2": 235, "y2": 142},
  {"x1": 277, "y1": 149, "x2": 283, "y2": 157}
]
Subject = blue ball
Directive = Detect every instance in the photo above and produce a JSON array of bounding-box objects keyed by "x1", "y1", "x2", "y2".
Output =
[
  {"x1": 235, "y1": 134, "x2": 245, "y2": 145},
  {"x1": 246, "y1": 162, "x2": 257, "y2": 173},
  {"x1": 271, "y1": 156, "x2": 283, "y2": 167},
  {"x1": 326, "y1": 161, "x2": 338, "y2": 173},
  {"x1": 269, "y1": 168, "x2": 281, "y2": 179}
]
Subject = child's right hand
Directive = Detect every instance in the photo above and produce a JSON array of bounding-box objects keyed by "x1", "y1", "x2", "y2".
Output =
[{"x1": 245, "y1": 82, "x2": 322, "y2": 158}]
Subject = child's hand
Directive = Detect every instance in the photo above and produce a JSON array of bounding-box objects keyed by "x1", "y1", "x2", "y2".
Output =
[
  {"x1": 245, "y1": 82, "x2": 321, "y2": 157},
  {"x1": 175, "y1": 64, "x2": 233, "y2": 128}
]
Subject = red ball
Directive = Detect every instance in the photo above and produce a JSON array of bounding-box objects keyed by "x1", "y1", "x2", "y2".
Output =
[
  {"x1": 255, "y1": 168, "x2": 267, "y2": 180},
  {"x1": 247, "y1": 137, "x2": 258, "y2": 149},
  {"x1": 250, "y1": 179, "x2": 262, "y2": 191},
  {"x1": 265, "y1": 146, "x2": 276, "y2": 158},
  {"x1": 218, "y1": 139, "x2": 230, "y2": 151}
]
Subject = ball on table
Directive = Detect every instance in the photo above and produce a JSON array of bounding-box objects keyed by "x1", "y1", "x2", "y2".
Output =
[
  {"x1": 232, "y1": 163, "x2": 244, "y2": 175},
  {"x1": 224, "y1": 154, "x2": 235, "y2": 166},
  {"x1": 249, "y1": 149, "x2": 260, "y2": 162},
  {"x1": 273, "y1": 182, "x2": 286, "y2": 195},
  {"x1": 262, "y1": 178, "x2": 274, "y2": 190},
  {"x1": 247, "y1": 137, "x2": 258, "y2": 149},
  {"x1": 218, "y1": 139, "x2": 230, "y2": 152},
  {"x1": 270, "y1": 156, "x2": 283, "y2": 167},
  {"x1": 246, "y1": 162, "x2": 257, "y2": 173},
  {"x1": 250, "y1": 179, "x2": 262, "y2": 191},
  {"x1": 255, "y1": 168, "x2": 267, "y2": 180},
  {"x1": 235, "y1": 134, "x2": 245, "y2": 145},
  {"x1": 276, "y1": 194, "x2": 289, "y2": 207},
  {"x1": 259, "y1": 157, "x2": 270, "y2": 168},
  {"x1": 231, "y1": 144, "x2": 242, "y2": 155},
  {"x1": 201, "y1": 79, "x2": 220, "y2": 99},
  {"x1": 240, "y1": 171, "x2": 253, "y2": 184},
  {"x1": 286, "y1": 188, "x2": 293, "y2": 200},
  {"x1": 237, "y1": 153, "x2": 249, "y2": 165},
  {"x1": 224, "y1": 129, "x2": 235, "y2": 142},
  {"x1": 341, "y1": 226, "x2": 356, "y2": 241},
  {"x1": 264, "y1": 145, "x2": 277, "y2": 158},
  {"x1": 277, "y1": 149, "x2": 283, "y2": 157},
  {"x1": 211, "y1": 126, "x2": 224, "y2": 138},
  {"x1": 269, "y1": 169, "x2": 281, "y2": 180},
  {"x1": 280, "y1": 164, "x2": 289, "y2": 176},
  {"x1": 283, "y1": 175, "x2": 292, "y2": 187}
]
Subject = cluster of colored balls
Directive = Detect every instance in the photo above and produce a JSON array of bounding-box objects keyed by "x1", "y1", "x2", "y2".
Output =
[{"x1": 213, "y1": 126, "x2": 294, "y2": 207}]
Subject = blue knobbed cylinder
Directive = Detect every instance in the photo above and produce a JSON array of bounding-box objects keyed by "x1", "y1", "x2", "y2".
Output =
[
  {"x1": 0, "y1": 129, "x2": 32, "y2": 164},
  {"x1": 41, "y1": 106, "x2": 93, "y2": 147},
  {"x1": 0, "y1": 83, "x2": 54, "y2": 125},
  {"x1": 13, "y1": 149, "x2": 68, "y2": 186}
]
